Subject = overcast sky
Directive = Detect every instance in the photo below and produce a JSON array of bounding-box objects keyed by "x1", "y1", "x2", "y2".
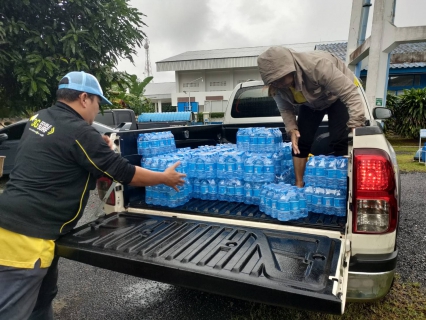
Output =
[{"x1": 116, "y1": 0, "x2": 426, "y2": 83}]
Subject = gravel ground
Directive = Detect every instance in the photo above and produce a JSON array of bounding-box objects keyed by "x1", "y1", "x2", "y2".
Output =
[{"x1": 396, "y1": 172, "x2": 426, "y2": 286}]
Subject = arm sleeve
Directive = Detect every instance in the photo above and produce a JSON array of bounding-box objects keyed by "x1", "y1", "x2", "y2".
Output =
[
  {"x1": 70, "y1": 127, "x2": 136, "y2": 184},
  {"x1": 313, "y1": 58, "x2": 366, "y2": 128},
  {"x1": 273, "y1": 93, "x2": 298, "y2": 133}
]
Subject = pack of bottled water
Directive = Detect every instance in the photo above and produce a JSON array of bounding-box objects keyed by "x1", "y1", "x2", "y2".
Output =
[
  {"x1": 243, "y1": 154, "x2": 275, "y2": 183},
  {"x1": 137, "y1": 131, "x2": 176, "y2": 157},
  {"x1": 145, "y1": 180, "x2": 192, "y2": 208},
  {"x1": 259, "y1": 183, "x2": 308, "y2": 221},
  {"x1": 236, "y1": 127, "x2": 283, "y2": 152},
  {"x1": 302, "y1": 155, "x2": 348, "y2": 216},
  {"x1": 142, "y1": 153, "x2": 191, "y2": 208},
  {"x1": 217, "y1": 151, "x2": 245, "y2": 179}
]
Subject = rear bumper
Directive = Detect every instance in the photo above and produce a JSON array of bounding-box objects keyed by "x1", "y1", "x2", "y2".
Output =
[{"x1": 347, "y1": 250, "x2": 397, "y2": 301}]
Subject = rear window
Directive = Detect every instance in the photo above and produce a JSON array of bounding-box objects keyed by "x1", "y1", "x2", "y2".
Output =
[
  {"x1": 95, "y1": 112, "x2": 114, "y2": 127},
  {"x1": 231, "y1": 85, "x2": 280, "y2": 118},
  {"x1": 116, "y1": 112, "x2": 132, "y2": 124}
]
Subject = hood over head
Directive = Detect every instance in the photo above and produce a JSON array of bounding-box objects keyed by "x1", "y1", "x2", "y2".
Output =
[{"x1": 257, "y1": 47, "x2": 296, "y2": 85}]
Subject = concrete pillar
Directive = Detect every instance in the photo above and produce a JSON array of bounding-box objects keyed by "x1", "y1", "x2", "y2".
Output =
[
  {"x1": 364, "y1": 0, "x2": 396, "y2": 109},
  {"x1": 347, "y1": 0, "x2": 372, "y2": 77},
  {"x1": 158, "y1": 101, "x2": 162, "y2": 113}
]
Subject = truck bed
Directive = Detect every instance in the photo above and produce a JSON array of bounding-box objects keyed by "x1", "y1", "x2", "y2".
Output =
[{"x1": 127, "y1": 197, "x2": 347, "y2": 234}]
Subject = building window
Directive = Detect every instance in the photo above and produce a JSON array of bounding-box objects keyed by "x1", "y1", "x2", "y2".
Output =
[
  {"x1": 388, "y1": 75, "x2": 421, "y2": 87},
  {"x1": 210, "y1": 81, "x2": 226, "y2": 87},
  {"x1": 183, "y1": 82, "x2": 199, "y2": 88}
]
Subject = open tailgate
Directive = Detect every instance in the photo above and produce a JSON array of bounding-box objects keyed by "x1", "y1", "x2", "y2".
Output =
[{"x1": 56, "y1": 212, "x2": 349, "y2": 314}]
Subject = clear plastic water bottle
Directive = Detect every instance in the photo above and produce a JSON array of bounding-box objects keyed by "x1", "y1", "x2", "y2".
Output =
[
  {"x1": 249, "y1": 130, "x2": 258, "y2": 152},
  {"x1": 204, "y1": 153, "x2": 217, "y2": 178},
  {"x1": 264, "y1": 157, "x2": 275, "y2": 182},
  {"x1": 305, "y1": 185, "x2": 314, "y2": 212},
  {"x1": 336, "y1": 157, "x2": 348, "y2": 190},
  {"x1": 193, "y1": 178, "x2": 201, "y2": 198},
  {"x1": 265, "y1": 128, "x2": 275, "y2": 152},
  {"x1": 137, "y1": 134, "x2": 144, "y2": 155},
  {"x1": 271, "y1": 187, "x2": 281, "y2": 219},
  {"x1": 252, "y1": 183, "x2": 262, "y2": 205},
  {"x1": 325, "y1": 156, "x2": 338, "y2": 189},
  {"x1": 195, "y1": 154, "x2": 205, "y2": 179},
  {"x1": 234, "y1": 179, "x2": 244, "y2": 202},
  {"x1": 304, "y1": 156, "x2": 316, "y2": 186},
  {"x1": 244, "y1": 182, "x2": 252, "y2": 204},
  {"x1": 315, "y1": 155, "x2": 327, "y2": 188},
  {"x1": 217, "y1": 154, "x2": 226, "y2": 179},
  {"x1": 277, "y1": 192, "x2": 290, "y2": 221},
  {"x1": 208, "y1": 179, "x2": 217, "y2": 200},
  {"x1": 334, "y1": 189, "x2": 346, "y2": 216},
  {"x1": 253, "y1": 156, "x2": 264, "y2": 181},
  {"x1": 218, "y1": 179, "x2": 227, "y2": 201},
  {"x1": 322, "y1": 188, "x2": 335, "y2": 215},
  {"x1": 288, "y1": 188, "x2": 300, "y2": 220},
  {"x1": 265, "y1": 187, "x2": 275, "y2": 216},
  {"x1": 200, "y1": 179, "x2": 209, "y2": 200},
  {"x1": 259, "y1": 185, "x2": 269, "y2": 212},
  {"x1": 226, "y1": 179, "x2": 235, "y2": 202},
  {"x1": 312, "y1": 187, "x2": 324, "y2": 213},
  {"x1": 244, "y1": 157, "x2": 254, "y2": 181},
  {"x1": 298, "y1": 188, "x2": 308, "y2": 217}
]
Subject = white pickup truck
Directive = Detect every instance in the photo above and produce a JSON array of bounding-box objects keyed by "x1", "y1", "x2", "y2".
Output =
[{"x1": 56, "y1": 80, "x2": 399, "y2": 315}]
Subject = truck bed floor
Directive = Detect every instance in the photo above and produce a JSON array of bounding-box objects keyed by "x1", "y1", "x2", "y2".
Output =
[{"x1": 128, "y1": 198, "x2": 346, "y2": 233}]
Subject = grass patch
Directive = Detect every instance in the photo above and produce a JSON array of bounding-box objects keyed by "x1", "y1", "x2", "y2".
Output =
[
  {"x1": 231, "y1": 275, "x2": 426, "y2": 320},
  {"x1": 387, "y1": 137, "x2": 426, "y2": 173}
]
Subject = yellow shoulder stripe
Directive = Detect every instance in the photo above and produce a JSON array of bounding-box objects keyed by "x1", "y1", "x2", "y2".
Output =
[
  {"x1": 60, "y1": 173, "x2": 90, "y2": 233},
  {"x1": 75, "y1": 139, "x2": 117, "y2": 182},
  {"x1": 354, "y1": 77, "x2": 360, "y2": 87}
]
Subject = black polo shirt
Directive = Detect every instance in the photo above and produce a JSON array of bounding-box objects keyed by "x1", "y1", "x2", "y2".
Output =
[{"x1": 0, "y1": 102, "x2": 135, "y2": 240}]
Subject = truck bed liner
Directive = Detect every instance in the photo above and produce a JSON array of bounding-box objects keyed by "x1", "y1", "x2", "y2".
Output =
[{"x1": 128, "y1": 198, "x2": 346, "y2": 233}]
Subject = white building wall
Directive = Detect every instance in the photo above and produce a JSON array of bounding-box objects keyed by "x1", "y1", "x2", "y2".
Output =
[{"x1": 172, "y1": 68, "x2": 261, "y2": 111}]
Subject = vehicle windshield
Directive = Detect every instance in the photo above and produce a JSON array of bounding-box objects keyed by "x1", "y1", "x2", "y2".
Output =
[{"x1": 231, "y1": 85, "x2": 280, "y2": 118}]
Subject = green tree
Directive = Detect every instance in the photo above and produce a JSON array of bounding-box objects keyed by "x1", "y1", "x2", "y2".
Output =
[
  {"x1": 0, "y1": 0, "x2": 146, "y2": 117},
  {"x1": 108, "y1": 75, "x2": 155, "y2": 116},
  {"x1": 385, "y1": 88, "x2": 426, "y2": 138}
]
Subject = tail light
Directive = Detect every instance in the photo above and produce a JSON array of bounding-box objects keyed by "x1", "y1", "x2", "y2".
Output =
[
  {"x1": 97, "y1": 177, "x2": 116, "y2": 206},
  {"x1": 352, "y1": 149, "x2": 397, "y2": 234}
]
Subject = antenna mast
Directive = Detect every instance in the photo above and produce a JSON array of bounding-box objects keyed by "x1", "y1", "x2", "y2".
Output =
[{"x1": 143, "y1": 38, "x2": 153, "y2": 79}]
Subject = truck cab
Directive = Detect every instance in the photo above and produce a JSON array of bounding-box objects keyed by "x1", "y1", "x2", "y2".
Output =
[{"x1": 55, "y1": 81, "x2": 399, "y2": 314}]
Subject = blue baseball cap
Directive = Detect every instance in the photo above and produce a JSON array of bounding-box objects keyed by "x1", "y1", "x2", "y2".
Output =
[{"x1": 58, "y1": 71, "x2": 112, "y2": 105}]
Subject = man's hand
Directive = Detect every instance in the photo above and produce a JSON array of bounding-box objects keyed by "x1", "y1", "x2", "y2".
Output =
[
  {"x1": 163, "y1": 161, "x2": 186, "y2": 192},
  {"x1": 102, "y1": 135, "x2": 114, "y2": 150},
  {"x1": 290, "y1": 129, "x2": 301, "y2": 154}
]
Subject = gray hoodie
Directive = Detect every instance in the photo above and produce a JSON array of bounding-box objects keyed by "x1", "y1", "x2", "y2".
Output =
[{"x1": 257, "y1": 46, "x2": 366, "y2": 133}]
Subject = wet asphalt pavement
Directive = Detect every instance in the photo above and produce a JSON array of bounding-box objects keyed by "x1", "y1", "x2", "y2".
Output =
[{"x1": 0, "y1": 173, "x2": 425, "y2": 319}]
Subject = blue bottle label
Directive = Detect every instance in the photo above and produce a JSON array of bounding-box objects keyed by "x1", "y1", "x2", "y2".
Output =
[
  {"x1": 219, "y1": 186, "x2": 227, "y2": 194},
  {"x1": 311, "y1": 195, "x2": 322, "y2": 205},
  {"x1": 235, "y1": 186, "x2": 244, "y2": 195},
  {"x1": 201, "y1": 185, "x2": 208, "y2": 194},
  {"x1": 322, "y1": 196, "x2": 333, "y2": 207},
  {"x1": 278, "y1": 201, "x2": 290, "y2": 211},
  {"x1": 334, "y1": 197, "x2": 346, "y2": 208},
  {"x1": 254, "y1": 166, "x2": 263, "y2": 174}
]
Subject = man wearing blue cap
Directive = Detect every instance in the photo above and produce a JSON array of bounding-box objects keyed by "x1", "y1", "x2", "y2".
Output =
[{"x1": 0, "y1": 71, "x2": 186, "y2": 319}]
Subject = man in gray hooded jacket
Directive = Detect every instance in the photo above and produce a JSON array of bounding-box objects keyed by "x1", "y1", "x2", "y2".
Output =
[{"x1": 257, "y1": 46, "x2": 366, "y2": 187}]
